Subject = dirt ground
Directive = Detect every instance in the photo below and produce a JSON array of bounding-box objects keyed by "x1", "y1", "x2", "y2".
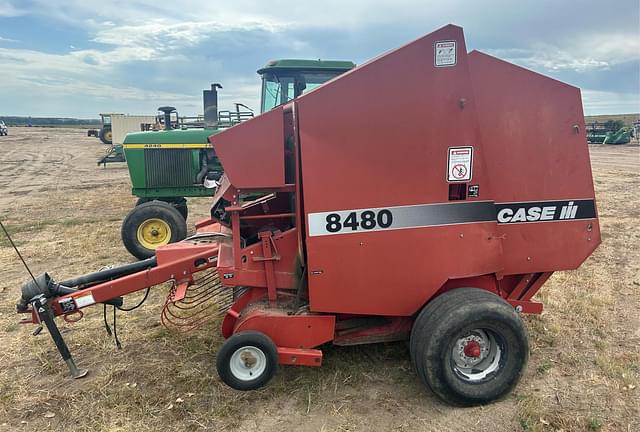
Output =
[{"x1": 0, "y1": 127, "x2": 638, "y2": 432}]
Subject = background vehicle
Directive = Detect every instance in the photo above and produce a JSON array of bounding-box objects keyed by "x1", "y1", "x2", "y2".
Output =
[
  {"x1": 120, "y1": 59, "x2": 355, "y2": 259},
  {"x1": 586, "y1": 120, "x2": 632, "y2": 144},
  {"x1": 87, "y1": 113, "x2": 115, "y2": 144},
  {"x1": 0, "y1": 120, "x2": 7, "y2": 136}
]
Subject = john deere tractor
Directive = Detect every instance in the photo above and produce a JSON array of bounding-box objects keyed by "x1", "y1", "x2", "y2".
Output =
[
  {"x1": 88, "y1": 113, "x2": 114, "y2": 144},
  {"x1": 120, "y1": 59, "x2": 355, "y2": 259}
]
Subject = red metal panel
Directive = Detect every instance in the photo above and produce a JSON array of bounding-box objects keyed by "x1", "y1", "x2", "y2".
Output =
[
  {"x1": 221, "y1": 288, "x2": 266, "y2": 338},
  {"x1": 209, "y1": 107, "x2": 285, "y2": 189},
  {"x1": 296, "y1": 25, "x2": 504, "y2": 315},
  {"x1": 306, "y1": 223, "x2": 503, "y2": 315},
  {"x1": 234, "y1": 309, "x2": 336, "y2": 349},
  {"x1": 467, "y1": 51, "x2": 601, "y2": 275}
]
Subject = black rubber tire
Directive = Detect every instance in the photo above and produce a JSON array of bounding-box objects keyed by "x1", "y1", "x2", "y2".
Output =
[
  {"x1": 410, "y1": 288, "x2": 528, "y2": 406},
  {"x1": 136, "y1": 197, "x2": 188, "y2": 220},
  {"x1": 216, "y1": 331, "x2": 278, "y2": 391},
  {"x1": 121, "y1": 200, "x2": 187, "y2": 260},
  {"x1": 99, "y1": 126, "x2": 112, "y2": 144}
]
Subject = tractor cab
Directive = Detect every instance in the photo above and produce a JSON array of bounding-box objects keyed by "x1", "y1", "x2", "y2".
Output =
[
  {"x1": 100, "y1": 113, "x2": 112, "y2": 127},
  {"x1": 258, "y1": 59, "x2": 355, "y2": 113}
]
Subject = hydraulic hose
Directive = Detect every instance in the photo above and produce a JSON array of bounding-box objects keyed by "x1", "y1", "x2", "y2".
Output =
[{"x1": 60, "y1": 257, "x2": 157, "y2": 288}]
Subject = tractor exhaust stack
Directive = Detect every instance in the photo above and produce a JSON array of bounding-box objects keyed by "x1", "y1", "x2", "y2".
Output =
[
  {"x1": 157, "y1": 106, "x2": 176, "y2": 131},
  {"x1": 203, "y1": 83, "x2": 223, "y2": 129}
]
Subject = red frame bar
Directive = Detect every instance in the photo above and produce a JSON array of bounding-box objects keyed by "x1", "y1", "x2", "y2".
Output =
[
  {"x1": 239, "y1": 213, "x2": 295, "y2": 220},
  {"x1": 277, "y1": 347, "x2": 323, "y2": 366}
]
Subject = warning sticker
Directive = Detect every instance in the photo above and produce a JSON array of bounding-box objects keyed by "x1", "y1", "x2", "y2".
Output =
[
  {"x1": 435, "y1": 40, "x2": 457, "y2": 67},
  {"x1": 74, "y1": 293, "x2": 95, "y2": 308},
  {"x1": 447, "y1": 146, "x2": 473, "y2": 182}
]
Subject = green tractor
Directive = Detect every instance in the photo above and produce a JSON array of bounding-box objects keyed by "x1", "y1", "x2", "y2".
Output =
[
  {"x1": 586, "y1": 120, "x2": 632, "y2": 145},
  {"x1": 120, "y1": 59, "x2": 355, "y2": 259},
  {"x1": 88, "y1": 113, "x2": 114, "y2": 144}
]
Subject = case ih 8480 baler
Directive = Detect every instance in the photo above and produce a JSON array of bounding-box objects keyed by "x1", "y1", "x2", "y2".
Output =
[{"x1": 16, "y1": 25, "x2": 600, "y2": 406}]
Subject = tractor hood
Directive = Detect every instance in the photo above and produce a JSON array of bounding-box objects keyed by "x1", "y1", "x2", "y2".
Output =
[{"x1": 124, "y1": 128, "x2": 220, "y2": 146}]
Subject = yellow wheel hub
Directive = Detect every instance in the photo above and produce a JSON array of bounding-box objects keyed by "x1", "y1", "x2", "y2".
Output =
[
  {"x1": 137, "y1": 218, "x2": 171, "y2": 250},
  {"x1": 105, "y1": 130, "x2": 112, "y2": 141}
]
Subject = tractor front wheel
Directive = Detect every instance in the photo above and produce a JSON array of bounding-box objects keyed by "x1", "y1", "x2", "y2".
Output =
[
  {"x1": 136, "y1": 197, "x2": 188, "y2": 220},
  {"x1": 216, "y1": 331, "x2": 278, "y2": 391},
  {"x1": 410, "y1": 288, "x2": 528, "y2": 406},
  {"x1": 121, "y1": 200, "x2": 187, "y2": 260}
]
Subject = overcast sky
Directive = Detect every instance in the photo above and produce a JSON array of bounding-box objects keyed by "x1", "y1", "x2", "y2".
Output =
[{"x1": 0, "y1": 0, "x2": 638, "y2": 117}]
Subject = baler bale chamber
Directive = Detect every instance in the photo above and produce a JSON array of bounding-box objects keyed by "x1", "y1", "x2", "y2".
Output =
[{"x1": 16, "y1": 25, "x2": 600, "y2": 407}]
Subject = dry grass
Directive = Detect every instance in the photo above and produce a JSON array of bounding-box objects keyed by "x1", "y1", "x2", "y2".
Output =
[{"x1": 0, "y1": 129, "x2": 638, "y2": 431}]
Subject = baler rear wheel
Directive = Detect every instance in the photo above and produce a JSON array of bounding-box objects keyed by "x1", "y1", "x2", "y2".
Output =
[
  {"x1": 410, "y1": 288, "x2": 528, "y2": 406},
  {"x1": 216, "y1": 331, "x2": 278, "y2": 391},
  {"x1": 121, "y1": 200, "x2": 187, "y2": 260}
]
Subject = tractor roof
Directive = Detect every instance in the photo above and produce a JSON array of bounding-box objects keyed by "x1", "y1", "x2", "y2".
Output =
[{"x1": 257, "y1": 59, "x2": 355, "y2": 75}]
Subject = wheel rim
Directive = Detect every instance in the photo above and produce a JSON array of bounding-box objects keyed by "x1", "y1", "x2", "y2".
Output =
[
  {"x1": 229, "y1": 346, "x2": 267, "y2": 381},
  {"x1": 136, "y1": 218, "x2": 172, "y2": 249},
  {"x1": 451, "y1": 329, "x2": 503, "y2": 382},
  {"x1": 105, "y1": 130, "x2": 112, "y2": 141}
]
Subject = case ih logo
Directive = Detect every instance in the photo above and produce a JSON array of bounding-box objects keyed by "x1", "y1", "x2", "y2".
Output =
[{"x1": 496, "y1": 199, "x2": 596, "y2": 224}]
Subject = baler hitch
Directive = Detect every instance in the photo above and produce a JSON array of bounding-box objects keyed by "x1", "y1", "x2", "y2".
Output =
[
  {"x1": 16, "y1": 260, "x2": 158, "y2": 379},
  {"x1": 17, "y1": 272, "x2": 124, "y2": 313}
]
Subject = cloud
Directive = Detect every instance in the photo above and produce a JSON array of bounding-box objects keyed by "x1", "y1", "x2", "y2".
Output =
[
  {"x1": 92, "y1": 19, "x2": 285, "y2": 48},
  {"x1": 487, "y1": 32, "x2": 640, "y2": 73},
  {"x1": 0, "y1": 35, "x2": 18, "y2": 43},
  {"x1": 582, "y1": 89, "x2": 640, "y2": 115},
  {"x1": 0, "y1": 1, "x2": 25, "y2": 17},
  {"x1": 0, "y1": 0, "x2": 638, "y2": 116}
]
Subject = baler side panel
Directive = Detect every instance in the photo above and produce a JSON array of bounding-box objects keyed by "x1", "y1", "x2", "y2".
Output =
[
  {"x1": 467, "y1": 51, "x2": 601, "y2": 274},
  {"x1": 211, "y1": 107, "x2": 286, "y2": 189},
  {"x1": 296, "y1": 25, "x2": 504, "y2": 316}
]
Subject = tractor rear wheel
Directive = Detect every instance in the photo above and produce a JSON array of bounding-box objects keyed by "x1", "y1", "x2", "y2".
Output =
[
  {"x1": 121, "y1": 200, "x2": 187, "y2": 260},
  {"x1": 99, "y1": 126, "x2": 112, "y2": 144},
  {"x1": 216, "y1": 331, "x2": 278, "y2": 391},
  {"x1": 410, "y1": 288, "x2": 528, "y2": 406}
]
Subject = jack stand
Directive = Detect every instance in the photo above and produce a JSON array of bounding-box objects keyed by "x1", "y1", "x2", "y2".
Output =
[{"x1": 32, "y1": 295, "x2": 88, "y2": 379}]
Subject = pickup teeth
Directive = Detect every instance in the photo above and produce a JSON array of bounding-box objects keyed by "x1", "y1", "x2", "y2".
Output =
[{"x1": 160, "y1": 269, "x2": 232, "y2": 332}]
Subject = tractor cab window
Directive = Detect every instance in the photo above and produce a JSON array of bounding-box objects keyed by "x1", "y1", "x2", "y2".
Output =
[
  {"x1": 299, "y1": 72, "x2": 340, "y2": 93},
  {"x1": 102, "y1": 115, "x2": 112, "y2": 125},
  {"x1": 261, "y1": 74, "x2": 296, "y2": 113},
  {"x1": 260, "y1": 70, "x2": 345, "y2": 113}
]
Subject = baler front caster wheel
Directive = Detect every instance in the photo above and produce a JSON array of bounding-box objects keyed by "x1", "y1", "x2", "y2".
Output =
[
  {"x1": 411, "y1": 288, "x2": 528, "y2": 406},
  {"x1": 216, "y1": 331, "x2": 278, "y2": 391}
]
